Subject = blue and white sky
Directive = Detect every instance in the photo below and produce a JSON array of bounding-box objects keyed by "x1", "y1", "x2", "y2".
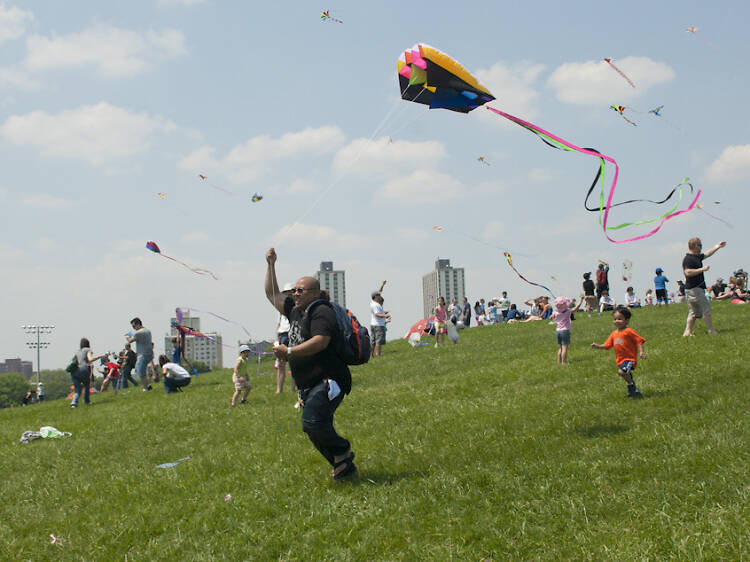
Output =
[{"x1": 2, "y1": 1, "x2": 748, "y2": 368}]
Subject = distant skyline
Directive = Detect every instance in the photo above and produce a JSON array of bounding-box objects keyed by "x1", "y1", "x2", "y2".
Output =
[{"x1": 2, "y1": 1, "x2": 747, "y2": 367}]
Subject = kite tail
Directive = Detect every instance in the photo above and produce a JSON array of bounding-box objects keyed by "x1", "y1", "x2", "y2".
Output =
[
  {"x1": 485, "y1": 106, "x2": 701, "y2": 243},
  {"x1": 504, "y1": 252, "x2": 555, "y2": 298},
  {"x1": 606, "y1": 61, "x2": 636, "y2": 88}
]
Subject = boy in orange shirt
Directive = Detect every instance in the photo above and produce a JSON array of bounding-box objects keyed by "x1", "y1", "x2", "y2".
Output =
[{"x1": 591, "y1": 306, "x2": 646, "y2": 398}]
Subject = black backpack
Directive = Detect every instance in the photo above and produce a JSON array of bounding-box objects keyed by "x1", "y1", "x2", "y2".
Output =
[{"x1": 305, "y1": 300, "x2": 371, "y2": 365}]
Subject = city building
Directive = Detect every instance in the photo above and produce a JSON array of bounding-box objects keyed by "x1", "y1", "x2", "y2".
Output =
[
  {"x1": 315, "y1": 261, "x2": 346, "y2": 308},
  {"x1": 422, "y1": 258, "x2": 466, "y2": 318},
  {"x1": 165, "y1": 312, "x2": 223, "y2": 369},
  {"x1": 0, "y1": 358, "x2": 34, "y2": 380}
]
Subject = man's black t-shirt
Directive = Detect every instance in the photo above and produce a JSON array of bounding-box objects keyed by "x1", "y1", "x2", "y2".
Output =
[
  {"x1": 125, "y1": 350, "x2": 137, "y2": 369},
  {"x1": 682, "y1": 253, "x2": 706, "y2": 289},
  {"x1": 582, "y1": 279, "x2": 595, "y2": 296},
  {"x1": 284, "y1": 297, "x2": 351, "y2": 393}
]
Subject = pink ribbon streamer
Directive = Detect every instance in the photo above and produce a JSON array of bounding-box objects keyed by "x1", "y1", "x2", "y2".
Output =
[{"x1": 486, "y1": 106, "x2": 701, "y2": 243}]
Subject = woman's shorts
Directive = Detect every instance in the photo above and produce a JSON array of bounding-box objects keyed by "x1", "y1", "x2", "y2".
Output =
[
  {"x1": 686, "y1": 286, "x2": 711, "y2": 319},
  {"x1": 556, "y1": 330, "x2": 571, "y2": 345},
  {"x1": 232, "y1": 374, "x2": 250, "y2": 391}
]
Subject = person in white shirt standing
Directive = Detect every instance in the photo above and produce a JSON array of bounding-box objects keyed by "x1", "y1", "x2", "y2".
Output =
[{"x1": 370, "y1": 281, "x2": 390, "y2": 357}]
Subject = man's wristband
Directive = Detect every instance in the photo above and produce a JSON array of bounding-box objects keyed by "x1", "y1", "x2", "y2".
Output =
[{"x1": 287, "y1": 346, "x2": 293, "y2": 357}]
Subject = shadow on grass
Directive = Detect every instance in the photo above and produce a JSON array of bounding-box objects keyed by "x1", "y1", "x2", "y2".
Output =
[
  {"x1": 341, "y1": 469, "x2": 427, "y2": 486},
  {"x1": 574, "y1": 423, "x2": 629, "y2": 438}
]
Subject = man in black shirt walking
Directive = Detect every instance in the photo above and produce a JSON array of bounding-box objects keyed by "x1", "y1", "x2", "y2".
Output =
[
  {"x1": 265, "y1": 248, "x2": 357, "y2": 480},
  {"x1": 682, "y1": 237, "x2": 726, "y2": 337}
]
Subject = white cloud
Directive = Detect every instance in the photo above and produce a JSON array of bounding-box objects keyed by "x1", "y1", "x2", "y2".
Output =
[
  {"x1": 21, "y1": 193, "x2": 77, "y2": 208},
  {"x1": 268, "y1": 222, "x2": 367, "y2": 249},
  {"x1": 547, "y1": 57, "x2": 676, "y2": 105},
  {"x1": 1, "y1": 102, "x2": 175, "y2": 164},
  {"x1": 706, "y1": 145, "x2": 750, "y2": 183},
  {"x1": 180, "y1": 126, "x2": 346, "y2": 183},
  {"x1": 0, "y1": 3, "x2": 33, "y2": 42},
  {"x1": 481, "y1": 220, "x2": 506, "y2": 239},
  {"x1": 332, "y1": 137, "x2": 446, "y2": 178},
  {"x1": 378, "y1": 170, "x2": 465, "y2": 204},
  {"x1": 0, "y1": 66, "x2": 39, "y2": 89},
  {"x1": 474, "y1": 61, "x2": 545, "y2": 119},
  {"x1": 286, "y1": 178, "x2": 316, "y2": 194},
  {"x1": 528, "y1": 169, "x2": 556, "y2": 183},
  {"x1": 24, "y1": 25, "x2": 187, "y2": 77}
]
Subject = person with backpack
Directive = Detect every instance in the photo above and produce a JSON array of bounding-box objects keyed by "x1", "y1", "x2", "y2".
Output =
[
  {"x1": 595, "y1": 261, "x2": 610, "y2": 301},
  {"x1": 264, "y1": 247, "x2": 358, "y2": 481}
]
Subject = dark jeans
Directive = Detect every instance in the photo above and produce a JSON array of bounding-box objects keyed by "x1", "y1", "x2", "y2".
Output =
[
  {"x1": 164, "y1": 377, "x2": 191, "y2": 394},
  {"x1": 71, "y1": 368, "x2": 91, "y2": 406},
  {"x1": 300, "y1": 380, "x2": 350, "y2": 466},
  {"x1": 120, "y1": 364, "x2": 139, "y2": 388}
]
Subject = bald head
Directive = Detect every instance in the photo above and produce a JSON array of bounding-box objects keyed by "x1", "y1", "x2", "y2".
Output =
[{"x1": 292, "y1": 276, "x2": 321, "y2": 308}]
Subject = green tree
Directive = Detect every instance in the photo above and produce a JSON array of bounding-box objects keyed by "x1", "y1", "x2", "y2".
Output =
[
  {"x1": 39, "y1": 369, "x2": 74, "y2": 401},
  {"x1": 0, "y1": 373, "x2": 32, "y2": 408}
]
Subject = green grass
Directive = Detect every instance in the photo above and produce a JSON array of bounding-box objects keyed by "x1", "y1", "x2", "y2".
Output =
[{"x1": 1, "y1": 302, "x2": 748, "y2": 560}]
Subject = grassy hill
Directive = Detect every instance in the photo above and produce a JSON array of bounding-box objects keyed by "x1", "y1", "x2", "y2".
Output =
[{"x1": 1, "y1": 302, "x2": 748, "y2": 560}]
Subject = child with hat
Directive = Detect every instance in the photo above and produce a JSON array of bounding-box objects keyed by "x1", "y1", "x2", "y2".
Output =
[{"x1": 232, "y1": 345, "x2": 252, "y2": 406}]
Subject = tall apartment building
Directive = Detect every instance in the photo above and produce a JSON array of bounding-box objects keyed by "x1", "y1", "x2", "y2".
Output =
[
  {"x1": 164, "y1": 312, "x2": 224, "y2": 369},
  {"x1": 422, "y1": 258, "x2": 466, "y2": 318},
  {"x1": 0, "y1": 358, "x2": 34, "y2": 379},
  {"x1": 315, "y1": 261, "x2": 346, "y2": 308}
]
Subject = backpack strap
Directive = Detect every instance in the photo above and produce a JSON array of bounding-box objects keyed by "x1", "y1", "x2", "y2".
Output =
[{"x1": 303, "y1": 299, "x2": 333, "y2": 333}]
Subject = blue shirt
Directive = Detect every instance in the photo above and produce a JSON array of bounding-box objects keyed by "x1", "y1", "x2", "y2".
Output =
[
  {"x1": 654, "y1": 275, "x2": 669, "y2": 290},
  {"x1": 171, "y1": 346, "x2": 181, "y2": 364}
]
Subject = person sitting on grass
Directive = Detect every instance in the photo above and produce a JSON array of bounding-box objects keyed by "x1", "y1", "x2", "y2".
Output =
[
  {"x1": 232, "y1": 345, "x2": 252, "y2": 406},
  {"x1": 624, "y1": 287, "x2": 641, "y2": 308},
  {"x1": 505, "y1": 303, "x2": 523, "y2": 323},
  {"x1": 590, "y1": 306, "x2": 646, "y2": 399},
  {"x1": 158, "y1": 355, "x2": 191, "y2": 394},
  {"x1": 599, "y1": 289, "x2": 616, "y2": 314}
]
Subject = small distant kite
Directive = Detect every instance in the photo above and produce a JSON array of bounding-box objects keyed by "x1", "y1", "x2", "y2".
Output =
[
  {"x1": 686, "y1": 26, "x2": 714, "y2": 48},
  {"x1": 622, "y1": 259, "x2": 633, "y2": 282},
  {"x1": 251, "y1": 193, "x2": 263, "y2": 203},
  {"x1": 696, "y1": 204, "x2": 733, "y2": 228},
  {"x1": 477, "y1": 156, "x2": 490, "y2": 166},
  {"x1": 320, "y1": 10, "x2": 342, "y2": 23},
  {"x1": 649, "y1": 105, "x2": 664, "y2": 117},
  {"x1": 610, "y1": 105, "x2": 637, "y2": 126},
  {"x1": 603, "y1": 58, "x2": 635, "y2": 88},
  {"x1": 504, "y1": 251, "x2": 555, "y2": 297},
  {"x1": 432, "y1": 226, "x2": 443, "y2": 231},
  {"x1": 145, "y1": 241, "x2": 219, "y2": 280},
  {"x1": 157, "y1": 192, "x2": 166, "y2": 199},
  {"x1": 198, "y1": 174, "x2": 235, "y2": 196}
]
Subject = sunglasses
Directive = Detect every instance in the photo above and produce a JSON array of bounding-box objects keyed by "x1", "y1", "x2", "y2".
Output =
[{"x1": 291, "y1": 287, "x2": 310, "y2": 294}]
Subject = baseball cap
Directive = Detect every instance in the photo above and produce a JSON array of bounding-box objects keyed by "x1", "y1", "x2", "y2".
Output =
[
  {"x1": 239, "y1": 344, "x2": 251, "y2": 353},
  {"x1": 282, "y1": 282, "x2": 294, "y2": 292},
  {"x1": 655, "y1": 267, "x2": 663, "y2": 273}
]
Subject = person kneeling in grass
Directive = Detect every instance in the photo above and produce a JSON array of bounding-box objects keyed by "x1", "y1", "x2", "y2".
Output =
[
  {"x1": 158, "y1": 355, "x2": 191, "y2": 394},
  {"x1": 232, "y1": 345, "x2": 252, "y2": 406},
  {"x1": 591, "y1": 306, "x2": 646, "y2": 399}
]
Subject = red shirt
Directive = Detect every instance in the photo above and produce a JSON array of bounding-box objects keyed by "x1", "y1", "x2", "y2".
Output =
[
  {"x1": 106, "y1": 362, "x2": 120, "y2": 378},
  {"x1": 604, "y1": 328, "x2": 646, "y2": 366}
]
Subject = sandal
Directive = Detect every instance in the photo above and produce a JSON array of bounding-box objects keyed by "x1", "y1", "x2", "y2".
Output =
[{"x1": 332, "y1": 452, "x2": 358, "y2": 480}]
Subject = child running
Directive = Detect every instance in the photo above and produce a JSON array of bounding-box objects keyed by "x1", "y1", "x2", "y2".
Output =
[
  {"x1": 231, "y1": 344, "x2": 252, "y2": 406},
  {"x1": 591, "y1": 306, "x2": 646, "y2": 398},
  {"x1": 433, "y1": 296, "x2": 447, "y2": 347},
  {"x1": 551, "y1": 296, "x2": 582, "y2": 364}
]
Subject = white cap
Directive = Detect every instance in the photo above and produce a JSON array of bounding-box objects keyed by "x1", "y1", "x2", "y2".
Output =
[
  {"x1": 239, "y1": 344, "x2": 251, "y2": 353},
  {"x1": 282, "y1": 282, "x2": 295, "y2": 292}
]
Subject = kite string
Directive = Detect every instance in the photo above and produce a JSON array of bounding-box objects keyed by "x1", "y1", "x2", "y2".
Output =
[{"x1": 485, "y1": 106, "x2": 702, "y2": 244}]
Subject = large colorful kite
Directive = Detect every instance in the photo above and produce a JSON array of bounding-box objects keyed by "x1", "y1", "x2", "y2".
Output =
[
  {"x1": 399, "y1": 44, "x2": 701, "y2": 243},
  {"x1": 145, "y1": 241, "x2": 219, "y2": 280}
]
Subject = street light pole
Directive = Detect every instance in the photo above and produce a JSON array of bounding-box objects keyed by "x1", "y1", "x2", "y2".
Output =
[{"x1": 22, "y1": 325, "x2": 55, "y2": 386}]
